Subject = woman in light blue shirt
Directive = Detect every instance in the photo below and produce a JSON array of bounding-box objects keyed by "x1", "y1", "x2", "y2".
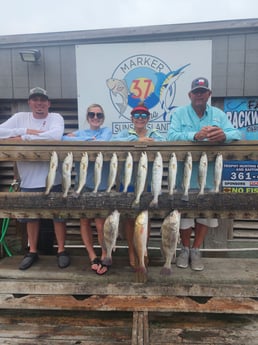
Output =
[{"x1": 63, "y1": 104, "x2": 112, "y2": 275}]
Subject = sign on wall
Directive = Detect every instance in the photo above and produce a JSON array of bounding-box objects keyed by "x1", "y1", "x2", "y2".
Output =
[
  {"x1": 222, "y1": 161, "x2": 258, "y2": 193},
  {"x1": 224, "y1": 97, "x2": 258, "y2": 140},
  {"x1": 76, "y1": 41, "x2": 212, "y2": 134}
]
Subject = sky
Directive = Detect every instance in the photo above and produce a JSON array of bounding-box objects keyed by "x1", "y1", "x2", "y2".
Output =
[{"x1": 1, "y1": 0, "x2": 258, "y2": 36}]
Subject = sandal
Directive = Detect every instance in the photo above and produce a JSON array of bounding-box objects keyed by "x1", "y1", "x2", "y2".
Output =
[
  {"x1": 91, "y1": 257, "x2": 101, "y2": 272},
  {"x1": 96, "y1": 262, "x2": 109, "y2": 276}
]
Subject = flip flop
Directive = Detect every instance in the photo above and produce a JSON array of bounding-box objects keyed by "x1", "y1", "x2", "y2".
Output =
[
  {"x1": 91, "y1": 257, "x2": 101, "y2": 272},
  {"x1": 96, "y1": 262, "x2": 109, "y2": 275}
]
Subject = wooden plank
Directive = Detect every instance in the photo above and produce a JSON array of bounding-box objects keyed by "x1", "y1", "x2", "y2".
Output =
[
  {"x1": 0, "y1": 256, "x2": 258, "y2": 298},
  {"x1": 0, "y1": 294, "x2": 258, "y2": 314},
  {"x1": 0, "y1": 191, "x2": 257, "y2": 219},
  {"x1": 0, "y1": 140, "x2": 257, "y2": 161}
]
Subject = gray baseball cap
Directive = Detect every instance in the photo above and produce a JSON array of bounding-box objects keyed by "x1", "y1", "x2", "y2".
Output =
[
  {"x1": 190, "y1": 77, "x2": 210, "y2": 92},
  {"x1": 28, "y1": 87, "x2": 48, "y2": 100}
]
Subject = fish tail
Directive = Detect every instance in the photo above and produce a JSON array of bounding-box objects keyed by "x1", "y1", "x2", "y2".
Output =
[
  {"x1": 181, "y1": 194, "x2": 189, "y2": 201},
  {"x1": 168, "y1": 193, "x2": 174, "y2": 200},
  {"x1": 132, "y1": 198, "x2": 140, "y2": 208},
  {"x1": 149, "y1": 199, "x2": 158, "y2": 208},
  {"x1": 72, "y1": 191, "x2": 80, "y2": 198},
  {"x1": 135, "y1": 267, "x2": 148, "y2": 283},
  {"x1": 102, "y1": 257, "x2": 112, "y2": 266},
  {"x1": 160, "y1": 266, "x2": 173, "y2": 276}
]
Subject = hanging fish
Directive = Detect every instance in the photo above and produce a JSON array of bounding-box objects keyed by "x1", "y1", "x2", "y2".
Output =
[
  {"x1": 75, "y1": 152, "x2": 88, "y2": 196},
  {"x1": 123, "y1": 152, "x2": 133, "y2": 193},
  {"x1": 168, "y1": 152, "x2": 177, "y2": 200},
  {"x1": 93, "y1": 152, "x2": 103, "y2": 193},
  {"x1": 160, "y1": 209, "x2": 181, "y2": 275},
  {"x1": 214, "y1": 152, "x2": 223, "y2": 193},
  {"x1": 133, "y1": 210, "x2": 149, "y2": 283},
  {"x1": 149, "y1": 151, "x2": 163, "y2": 208},
  {"x1": 102, "y1": 209, "x2": 120, "y2": 266},
  {"x1": 132, "y1": 152, "x2": 148, "y2": 208},
  {"x1": 106, "y1": 153, "x2": 118, "y2": 193},
  {"x1": 181, "y1": 152, "x2": 192, "y2": 201},
  {"x1": 62, "y1": 152, "x2": 73, "y2": 198},
  {"x1": 198, "y1": 152, "x2": 208, "y2": 196},
  {"x1": 45, "y1": 151, "x2": 58, "y2": 195}
]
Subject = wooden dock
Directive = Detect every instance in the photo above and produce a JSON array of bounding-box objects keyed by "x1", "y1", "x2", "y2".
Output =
[
  {"x1": 0, "y1": 141, "x2": 258, "y2": 344},
  {"x1": 1, "y1": 254, "x2": 258, "y2": 344}
]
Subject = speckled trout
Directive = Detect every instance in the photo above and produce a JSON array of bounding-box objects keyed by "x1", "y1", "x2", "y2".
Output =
[
  {"x1": 93, "y1": 152, "x2": 103, "y2": 193},
  {"x1": 106, "y1": 152, "x2": 118, "y2": 193},
  {"x1": 132, "y1": 152, "x2": 148, "y2": 208},
  {"x1": 75, "y1": 152, "x2": 88, "y2": 196},
  {"x1": 123, "y1": 152, "x2": 133, "y2": 193},
  {"x1": 168, "y1": 152, "x2": 177, "y2": 200},
  {"x1": 149, "y1": 151, "x2": 163, "y2": 208},
  {"x1": 181, "y1": 151, "x2": 192, "y2": 201},
  {"x1": 62, "y1": 152, "x2": 73, "y2": 198},
  {"x1": 198, "y1": 152, "x2": 208, "y2": 196},
  {"x1": 45, "y1": 151, "x2": 58, "y2": 195},
  {"x1": 214, "y1": 152, "x2": 223, "y2": 193}
]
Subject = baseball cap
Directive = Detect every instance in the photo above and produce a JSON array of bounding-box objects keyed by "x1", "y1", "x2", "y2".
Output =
[
  {"x1": 190, "y1": 77, "x2": 210, "y2": 92},
  {"x1": 131, "y1": 102, "x2": 150, "y2": 115},
  {"x1": 28, "y1": 87, "x2": 49, "y2": 100}
]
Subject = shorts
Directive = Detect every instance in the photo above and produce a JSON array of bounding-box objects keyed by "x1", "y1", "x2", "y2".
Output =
[
  {"x1": 180, "y1": 218, "x2": 218, "y2": 229},
  {"x1": 18, "y1": 184, "x2": 65, "y2": 223}
]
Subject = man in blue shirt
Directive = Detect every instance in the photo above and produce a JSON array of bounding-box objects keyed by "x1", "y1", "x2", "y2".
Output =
[{"x1": 167, "y1": 77, "x2": 241, "y2": 271}]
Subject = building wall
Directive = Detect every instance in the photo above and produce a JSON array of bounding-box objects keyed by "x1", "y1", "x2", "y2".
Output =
[{"x1": 0, "y1": 19, "x2": 257, "y2": 101}]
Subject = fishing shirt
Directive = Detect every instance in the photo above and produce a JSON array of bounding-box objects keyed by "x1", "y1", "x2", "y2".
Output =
[
  {"x1": 0, "y1": 112, "x2": 64, "y2": 188},
  {"x1": 166, "y1": 104, "x2": 241, "y2": 190}
]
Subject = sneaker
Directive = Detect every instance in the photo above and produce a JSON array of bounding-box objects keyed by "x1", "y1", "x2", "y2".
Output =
[
  {"x1": 19, "y1": 252, "x2": 39, "y2": 270},
  {"x1": 190, "y1": 248, "x2": 204, "y2": 271},
  {"x1": 176, "y1": 246, "x2": 189, "y2": 269},
  {"x1": 57, "y1": 251, "x2": 70, "y2": 268}
]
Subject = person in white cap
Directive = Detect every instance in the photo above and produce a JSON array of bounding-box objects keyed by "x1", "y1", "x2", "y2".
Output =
[
  {"x1": 0, "y1": 87, "x2": 70, "y2": 270},
  {"x1": 167, "y1": 77, "x2": 241, "y2": 271}
]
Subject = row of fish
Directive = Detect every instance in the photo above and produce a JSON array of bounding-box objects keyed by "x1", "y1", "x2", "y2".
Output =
[
  {"x1": 101, "y1": 208, "x2": 181, "y2": 282},
  {"x1": 45, "y1": 151, "x2": 223, "y2": 203}
]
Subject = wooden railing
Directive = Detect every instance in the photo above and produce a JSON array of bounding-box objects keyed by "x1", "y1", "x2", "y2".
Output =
[{"x1": 0, "y1": 140, "x2": 257, "y2": 219}]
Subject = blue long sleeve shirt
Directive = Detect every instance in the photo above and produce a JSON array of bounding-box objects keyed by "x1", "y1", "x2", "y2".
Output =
[
  {"x1": 167, "y1": 104, "x2": 241, "y2": 142},
  {"x1": 167, "y1": 104, "x2": 241, "y2": 191},
  {"x1": 62, "y1": 127, "x2": 112, "y2": 142}
]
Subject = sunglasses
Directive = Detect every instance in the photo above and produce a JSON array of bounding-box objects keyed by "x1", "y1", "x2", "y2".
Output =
[
  {"x1": 132, "y1": 113, "x2": 149, "y2": 119},
  {"x1": 88, "y1": 112, "x2": 104, "y2": 119}
]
